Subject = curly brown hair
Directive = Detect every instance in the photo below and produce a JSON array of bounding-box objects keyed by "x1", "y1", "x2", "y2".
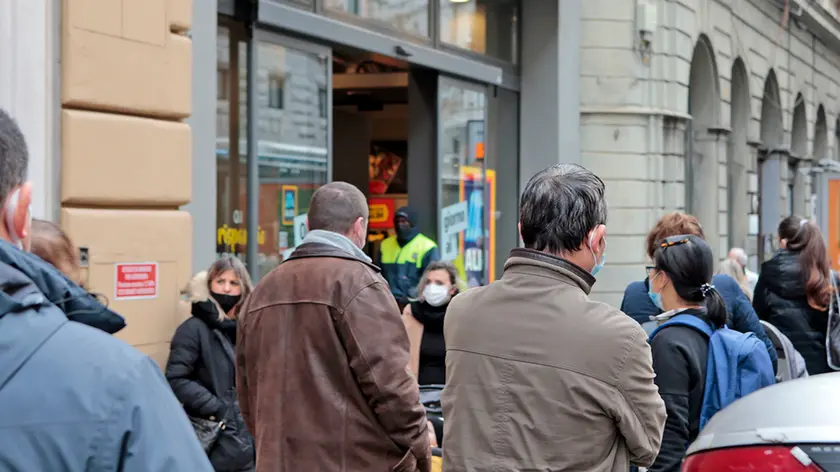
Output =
[{"x1": 645, "y1": 212, "x2": 705, "y2": 259}]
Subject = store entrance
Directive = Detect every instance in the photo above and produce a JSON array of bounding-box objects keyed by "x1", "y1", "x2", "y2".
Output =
[
  {"x1": 216, "y1": 24, "x2": 515, "y2": 285},
  {"x1": 331, "y1": 50, "x2": 414, "y2": 264},
  {"x1": 329, "y1": 47, "x2": 500, "y2": 287}
]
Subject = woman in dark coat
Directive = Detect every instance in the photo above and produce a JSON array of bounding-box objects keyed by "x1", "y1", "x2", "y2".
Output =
[
  {"x1": 753, "y1": 216, "x2": 834, "y2": 375},
  {"x1": 166, "y1": 256, "x2": 255, "y2": 471}
]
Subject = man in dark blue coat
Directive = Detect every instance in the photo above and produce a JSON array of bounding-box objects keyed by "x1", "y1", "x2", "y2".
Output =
[
  {"x1": 0, "y1": 109, "x2": 212, "y2": 471},
  {"x1": 620, "y1": 212, "x2": 777, "y2": 369}
]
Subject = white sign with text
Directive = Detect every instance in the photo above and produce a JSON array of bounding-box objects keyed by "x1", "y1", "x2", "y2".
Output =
[{"x1": 294, "y1": 213, "x2": 308, "y2": 246}]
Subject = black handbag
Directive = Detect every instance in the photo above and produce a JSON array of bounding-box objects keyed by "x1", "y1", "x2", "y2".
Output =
[
  {"x1": 188, "y1": 329, "x2": 237, "y2": 452},
  {"x1": 189, "y1": 414, "x2": 226, "y2": 452}
]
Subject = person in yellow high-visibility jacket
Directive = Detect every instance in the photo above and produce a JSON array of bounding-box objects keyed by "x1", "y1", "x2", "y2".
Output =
[{"x1": 377, "y1": 206, "x2": 440, "y2": 309}]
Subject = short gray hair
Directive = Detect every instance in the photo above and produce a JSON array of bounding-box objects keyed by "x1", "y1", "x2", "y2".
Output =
[
  {"x1": 0, "y1": 109, "x2": 28, "y2": 201},
  {"x1": 308, "y1": 182, "x2": 369, "y2": 234},
  {"x1": 519, "y1": 164, "x2": 607, "y2": 254}
]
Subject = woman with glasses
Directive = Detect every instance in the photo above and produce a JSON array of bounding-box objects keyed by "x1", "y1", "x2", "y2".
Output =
[
  {"x1": 646, "y1": 235, "x2": 728, "y2": 471},
  {"x1": 620, "y1": 212, "x2": 777, "y2": 368}
]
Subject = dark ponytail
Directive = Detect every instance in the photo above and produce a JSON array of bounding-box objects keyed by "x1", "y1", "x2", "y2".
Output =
[
  {"x1": 653, "y1": 234, "x2": 728, "y2": 328},
  {"x1": 702, "y1": 287, "x2": 728, "y2": 328},
  {"x1": 778, "y1": 216, "x2": 832, "y2": 310}
]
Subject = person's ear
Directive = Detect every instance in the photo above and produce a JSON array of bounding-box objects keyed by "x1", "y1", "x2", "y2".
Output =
[
  {"x1": 10, "y1": 182, "x2": 32, "y2": 240},
  {"x1": 779, "y1": 238, "x2": 787, "y2": 249},
  {"x1": 590, "y1": 224, "x2": 607, "y2": 249}
]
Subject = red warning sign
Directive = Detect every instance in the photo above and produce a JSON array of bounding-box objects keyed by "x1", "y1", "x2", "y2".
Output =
[{"x1": 115, "y1": 262, "x2": 158, "y2": 300}]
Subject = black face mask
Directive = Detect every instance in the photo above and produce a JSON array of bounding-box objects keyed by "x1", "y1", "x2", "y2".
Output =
[
  {"x1": 211, "y1": 292, "x2": 241, "y2": 314},
  {"x1": 395, "y1": 226, "x2": 418, "y2": 244}
]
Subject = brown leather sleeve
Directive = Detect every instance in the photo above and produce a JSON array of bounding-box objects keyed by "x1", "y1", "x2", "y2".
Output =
[
  {"x1": 235, "y1": 298, "x2": 254, "y2": 436},
  {"x1": 336, "y1": 280, "x2": 432, "y2": 471}
]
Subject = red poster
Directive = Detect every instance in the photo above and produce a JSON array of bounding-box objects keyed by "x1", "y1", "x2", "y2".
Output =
[
  {"x1": 115, "y1": 262, "x2": 159, "y2": 300},
  {"x1": 368, "y1": 198, "x2": 396, "y2": 230}
]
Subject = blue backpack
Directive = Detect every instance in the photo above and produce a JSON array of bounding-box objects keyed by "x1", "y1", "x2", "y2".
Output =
[{"x1": 649, "y1": 314, "x2": 776, "y2": 429}]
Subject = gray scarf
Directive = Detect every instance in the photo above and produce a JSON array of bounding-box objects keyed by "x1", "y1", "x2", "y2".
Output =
[{"x1": 301, "y1": 229, "x2": 372, "y2": 263}]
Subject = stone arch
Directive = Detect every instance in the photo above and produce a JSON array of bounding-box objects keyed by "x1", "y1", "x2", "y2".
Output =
[
  {"x1": 789, "y1": 93, "x2": 808, "y2": 217},
  {"x1": 814, "y1": 105, "x2": 828, "y2": 161},
  {"x1": 686, "y1": 34, "x2": 722, "y2": 257},
  {"x1": 758, "y1": 70, "x2": 783, "y2": 264},
  {"x1": 791, "y1": 93, "x2": 808, "y2": 157},
  {"x1": 836, "y1": 115, "x2": 840, "y2": 161},
  {"x1": 760, "y1": 70, "x2": 783, "y2": 147},
  {"x1": 728, "y1": 58, "x2": 750, "y2": 250}
]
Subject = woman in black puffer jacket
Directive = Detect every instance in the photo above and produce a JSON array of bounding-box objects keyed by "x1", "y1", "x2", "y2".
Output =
[
  {"x1": 166, "y1": 256, "x2": 255, "y2": 471},
  {"x1": 753, "y1": 216, "x2": 833, "y2": 375}
]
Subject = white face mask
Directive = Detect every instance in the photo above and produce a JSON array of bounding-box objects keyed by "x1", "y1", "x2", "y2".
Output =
[{"x1": 423, "y1": 284, "x2": 451, "y2": 307}]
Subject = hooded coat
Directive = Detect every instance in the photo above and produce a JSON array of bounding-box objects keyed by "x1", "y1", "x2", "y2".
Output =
[
  {"x1": 165, "y1": 272, "x2": 255, "y2": 471},
  {"x1": 753, "y1": 249, "x2": 831, "y2": 375},
  {"x1": 377, "y1": 206, "x2": 440, "y2": 302},
  {"x1": 0, "y1": 239, "x2": 125, "y2": 333},
  {"x1": 0, "y1": 239, "x2": 212, "y2": 470}
]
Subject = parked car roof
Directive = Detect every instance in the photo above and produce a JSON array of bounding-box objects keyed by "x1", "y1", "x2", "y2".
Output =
[{"x1": 687, "y1": 373, "x2": 840, "y2": 454}]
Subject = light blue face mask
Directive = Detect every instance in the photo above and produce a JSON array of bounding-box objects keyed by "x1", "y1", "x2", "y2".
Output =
[
  {"x1": 589, "y1": 232, "x2": 606, "y2": 276},
  {"x1": 648, "y1": 273, "x2": 664, "y2": 310}
]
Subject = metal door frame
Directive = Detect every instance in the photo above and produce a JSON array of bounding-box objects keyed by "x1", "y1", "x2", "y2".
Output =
[
  {"x1": 437, "y1": 75, "x2": 491, "y2": 286},
  {"x1": 244, "y1": 27, "x2": 334, "y2": 280}
]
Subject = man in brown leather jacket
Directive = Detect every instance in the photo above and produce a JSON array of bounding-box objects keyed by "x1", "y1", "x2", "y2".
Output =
[{"x1": 236, "y1": 182, "x2": 431, "y2": 472}]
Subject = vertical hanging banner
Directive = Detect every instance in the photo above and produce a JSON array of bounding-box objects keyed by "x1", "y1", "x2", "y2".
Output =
[
  {"x1": 487, "y1": 169, "x2": 496, "y2": 282},
  {"x1": 459, "y1": 166, "x2": 486, "y2": 288},
  {"x1": 115, "y1": 262, "x2": 158, "y2": 300}
]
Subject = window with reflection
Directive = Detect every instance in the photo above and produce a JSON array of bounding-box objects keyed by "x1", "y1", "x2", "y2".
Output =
[
  {"x1": 256, "y1": 41, "x2": 330, "y2": 278},
  {"x1": 439, "y1": 0, "x2": 518, "y2": 62},
  {"x1": 325, "y1": 0, "x2": 430, "y2": 36},
  {"x1": 439, "y1": 80, "x2": 488, "y2": 288},
  {"x1": 216, "y1": 25, "x2": 251, "y2": 262}
]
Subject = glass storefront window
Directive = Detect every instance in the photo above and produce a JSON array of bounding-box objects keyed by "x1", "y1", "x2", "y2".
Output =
[
  {"x1": 216, "y1": 25, "x2": 251, "y2": 263},
  {"x1": 439, "y1": 78, "x2": 489, "y2": 288},
  {"x1": 439, "y1": 0, "x2": 518, "y2": 63},
  {"x1": 255, "y1": 39, "x2": 330, "y2": 278},
  {"x1": 325, "y1": 0, "x2": 429, "y2": 37}
]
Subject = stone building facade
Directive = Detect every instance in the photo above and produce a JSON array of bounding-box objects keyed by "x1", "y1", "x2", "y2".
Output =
[{"x1": 584, "y1": 0, "x2": 840, "y2": 307}]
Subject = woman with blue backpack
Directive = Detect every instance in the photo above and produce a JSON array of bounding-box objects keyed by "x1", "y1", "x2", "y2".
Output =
[{"x1": 646, "y1": 235, "x2": 775, "y2": 471}]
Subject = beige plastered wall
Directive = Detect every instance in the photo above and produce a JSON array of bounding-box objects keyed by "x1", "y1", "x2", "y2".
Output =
[{"x1": 59, "y1": 0, "x2": 193, "y2": 368}]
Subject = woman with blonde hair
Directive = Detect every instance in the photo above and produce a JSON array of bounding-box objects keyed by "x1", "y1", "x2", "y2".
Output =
[
  {"x1": 402, "y1": 260, "x2": 461, "y2": 386},
  {"x1": 166, "y1": 256, "x2": 255, "y2": 471},
  {"x1": 718, "y1": 258, "x2": 753, "y2": 301}
]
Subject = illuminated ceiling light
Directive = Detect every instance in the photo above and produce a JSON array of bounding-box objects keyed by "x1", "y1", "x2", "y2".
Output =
[{"x1": 450, "y1": 0, "x2": 471, "y2": 3}]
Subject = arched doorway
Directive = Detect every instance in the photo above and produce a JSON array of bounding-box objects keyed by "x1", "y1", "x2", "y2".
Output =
[
  {"x1": 836, "y1": 116, "x2": 840, "y2": 161},
  {"x1": 686, "y1": 35, "x2": 721, "y2": 256},
  {"x1": 790, "y1": 93, "x2": 808, "y2": 216},
  {"x1": 758, "y1": 70, "x2": 783, "y2": 263},
  {"x1": 814, "y1": 105, "x2": 828, "y2": 161},
  {"x1": 728, "y1": 58, "x2": 750, "y2": 250}
]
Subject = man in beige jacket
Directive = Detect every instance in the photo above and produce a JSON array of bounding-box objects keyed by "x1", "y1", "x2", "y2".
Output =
[{"x1": 442, "y1": 164, "x2": 666, "y2": 471}]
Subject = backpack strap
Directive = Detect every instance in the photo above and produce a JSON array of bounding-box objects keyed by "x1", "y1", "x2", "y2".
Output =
[{"x1": 649, "y1": 313, "x2": 714, "y2": 341}]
